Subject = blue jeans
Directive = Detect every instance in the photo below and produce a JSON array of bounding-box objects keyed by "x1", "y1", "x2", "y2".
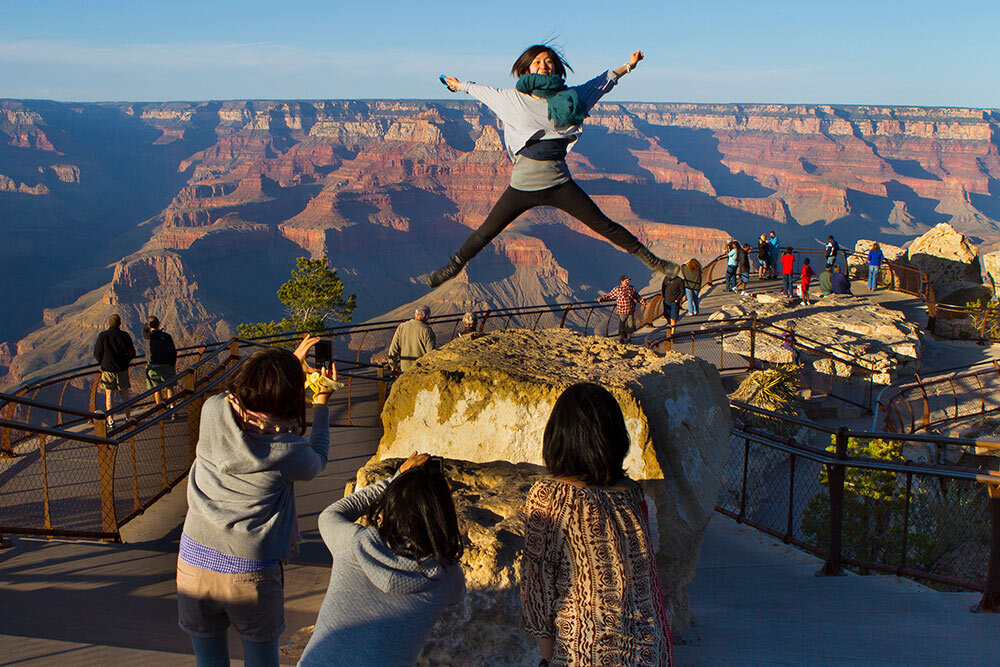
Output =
[
  {"x1": 191, "y1": 635, "x2": 279, "y2": 667},
  {"x1": 725, "y1": 265, "x2": 737, "y2": 291},
  {"x1": 782, "y1": 274, "x2": 793, "y2": 295},
  {"x1": 685, "y1": 287, "x2": 700, "y2": 315},
  {"x1": 868, "y1": 265, "x2": 879, "y2": 290}
]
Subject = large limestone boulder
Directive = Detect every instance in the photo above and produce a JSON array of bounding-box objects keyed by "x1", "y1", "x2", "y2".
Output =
[
  {"x1": 907, "y1": 223, "x2": 983, "y2": 302},
  {"x1": 374, "y1": 328, "x2": 732, "y2": 633},
  {"x1": 848, "y1": 239, "x2": 906, "y2": 281}
]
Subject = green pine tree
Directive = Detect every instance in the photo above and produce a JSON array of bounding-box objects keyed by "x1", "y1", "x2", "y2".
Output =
[{"x1": 238, "y1": 256, "x2": 356, "y2": 339}]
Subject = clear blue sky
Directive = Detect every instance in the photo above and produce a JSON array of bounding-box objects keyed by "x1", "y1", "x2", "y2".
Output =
[{"x1": 1, "y1": 0, "x2": 996, "y2": 108}]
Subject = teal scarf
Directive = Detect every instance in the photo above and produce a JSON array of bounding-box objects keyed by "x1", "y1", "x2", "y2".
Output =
[{"x1": 515, "y1": 74, "x2": 586, "y2": 127}]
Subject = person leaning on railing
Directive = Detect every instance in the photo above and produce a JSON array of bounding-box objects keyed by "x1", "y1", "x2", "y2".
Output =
[{"x1": 867, "y1": 243, "x2": 884, "y2": 291}]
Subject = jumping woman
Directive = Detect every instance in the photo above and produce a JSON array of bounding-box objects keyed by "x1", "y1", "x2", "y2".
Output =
[{"x1": 423, "y1": 45, "x2": 678, "y2": 288}]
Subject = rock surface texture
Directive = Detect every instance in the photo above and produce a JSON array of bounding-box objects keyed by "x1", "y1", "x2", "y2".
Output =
[
  {"x1": 907, "y1": 223, "x2": 986, "y2": 303},
  {"x1": 709, "y1": 293, "x2": 922, "y2": 383},
  {"x1": 374, "y1": 328, "x2": 732, "y2": 633}
]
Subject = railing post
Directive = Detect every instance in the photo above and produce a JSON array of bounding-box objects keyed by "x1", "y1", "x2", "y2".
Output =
[
  {"x1": 183, "y1": 372, "x2": 200, "y2": 464},
  {"x1": 229, "y1": 339, "x2": 240, "y2": 358},
  {"x1": 748, "y1": 314, "x2": 757, "y2": 372},
  {"x1": 738, "y1": 437, "x2": 750, "y2": 522},
  {"x1": 785, "y1": 452, "x2": 796, "y2": 542},
  {"x1": 92, "y1": 418, "x2": 120, "y2": 542},
  {"x1": 818, "y1": 426, "x2": 849, "y2": 576},
  {"x1": 979, "y1": 482, "x2": 1000, "y2": 611}
]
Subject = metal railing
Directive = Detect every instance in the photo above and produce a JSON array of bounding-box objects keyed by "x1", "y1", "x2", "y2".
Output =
[
  {"x1": 724, "y1": 400, "x2": 1000, "y2": 610},
  {"x1": 876, "y1": 361, "x2": 1000, "y2": 435},
  {"x1": 0, "y1": 342, "x2": 239, "y2": 540}
]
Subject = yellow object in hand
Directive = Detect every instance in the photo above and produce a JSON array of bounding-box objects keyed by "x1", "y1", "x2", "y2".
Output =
[{"x1": 305, "y1": 372, "x2": 343, "y2": 398}]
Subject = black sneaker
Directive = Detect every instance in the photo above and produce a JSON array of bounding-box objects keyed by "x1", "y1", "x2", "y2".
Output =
[
  {"x1": 634, "y1": 247, "x2": 679, "y2": 277},
  {"x1": 422, "y1": 255, "x2": 466, "y2": 288}
]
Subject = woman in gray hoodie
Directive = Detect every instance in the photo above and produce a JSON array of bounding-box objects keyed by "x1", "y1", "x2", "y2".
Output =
[
  {"x1": 177, "y1": 335, "x2": 336, "y2": 667},
  {"x1": 299, "y1": 453, "x2": 465, "y2": 666}
]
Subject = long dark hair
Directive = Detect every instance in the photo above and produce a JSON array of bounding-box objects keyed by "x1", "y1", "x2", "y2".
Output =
[
  {"x1": 366, "y1": 466, "x2": 463, "y2": 566},
  {"x1": 543, "y1": 382, "x2": 630, "y2": 486},
  {"x1": 227, "y1": 347, "x2": 306, "y2": 433},
  {"x1": 510, "y1": 44, "x2": 573, "y2": 78}
]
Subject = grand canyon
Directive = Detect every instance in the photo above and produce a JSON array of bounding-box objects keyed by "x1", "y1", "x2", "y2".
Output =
[{"x1": 2, "y1": 98, "x2": 999, "y2": 385}]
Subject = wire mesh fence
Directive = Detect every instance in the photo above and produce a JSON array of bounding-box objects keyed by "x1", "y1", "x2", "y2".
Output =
[{"x1": 720, "y1": 413, "x2": 999, "y2": 597}]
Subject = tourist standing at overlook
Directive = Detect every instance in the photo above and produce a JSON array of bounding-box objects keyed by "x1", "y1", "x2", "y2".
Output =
[
  {"x1": 599, "y1": 274, "x2": 647, "y2": 343},
  {"x1": 661, "y1": 273, "x2": 684, "y2": 336},
  {"x1": 388, "y1": 305, "x2": 436, "y2": 374},
  {"x1": 93, "y1": 313, "x2": 136, "y2": 429},
  {"x1": 298, "y1": 453, "x2": 465, "y2": 666},
  {"x1": 725, "y1": 241, "x2": 738, "y2": 292},
  {"x1": 738, "y1": 242, "x2": 752, "y2": 295},
  {"x1": 423, "y1": 45, "x2": 677, "y2": 288},
  {"x1": 780, "y1": 248, "x2": 796, "y2": 297},
  {"x1": 767, "y1": 231, "x2": 781, "y2": 277},
  {"x1": 142, "y1": 316, "x2": 177, "y2": 408},
  {"x1": 825, "y1": 235, "x2": 840, "y2": 270},
  {"x1": 521, "y1": 383, "x2": 673, "y2": 666},
  {"x1": 681, "y1": 258, "x2": 702, "y2": 316},
  {"x1": 867, "y1": 242, "x2": 884, "y2": 290},
  {"x1": 757, "y1": 234, "x2": 770, "y2": 280},
  {"x1": 176, "y1": 336, "x2": 336, "y2": 667}
]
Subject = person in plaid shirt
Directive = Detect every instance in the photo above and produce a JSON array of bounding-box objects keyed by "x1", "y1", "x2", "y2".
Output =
[{"x1": 599, "y1": 275, "x2": 648, "y2": 343}]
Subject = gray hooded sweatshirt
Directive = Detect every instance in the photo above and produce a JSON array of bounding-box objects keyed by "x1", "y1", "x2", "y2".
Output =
[
  {"x1": 182, "y1": 393, "x2": 329, "y2": 560},
  {"x1": 298, "y1": 478, "x2": 466, "y2": 666}
]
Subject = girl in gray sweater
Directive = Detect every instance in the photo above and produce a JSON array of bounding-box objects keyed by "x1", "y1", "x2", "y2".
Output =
[
  {"x1": 422, "y1": 44, "x2": 677, "y2": 288},
  {"x1": 298, "y1": 453, "x2": 465, "y2": 666},
  {"x1": 177, "y1": 336, "x2": 336, "y2": 667}
]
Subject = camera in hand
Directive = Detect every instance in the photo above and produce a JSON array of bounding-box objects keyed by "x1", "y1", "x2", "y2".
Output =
[
  {"x1": 427, "y1": 456, "x2": 444, "y2": 473},
  {"x1": 314, "y1": 339, "x2": 333, "y2": 371}
]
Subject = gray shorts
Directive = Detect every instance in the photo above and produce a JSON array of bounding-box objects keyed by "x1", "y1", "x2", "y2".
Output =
[{"x1": 176, "y1": 558, "x2": 285, "y2": 642}]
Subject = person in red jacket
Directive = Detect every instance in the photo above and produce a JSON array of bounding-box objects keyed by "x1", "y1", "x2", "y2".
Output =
[
  {"x1": 800, "y1": 257, "x2": 815, "y2": 306},
  {"x1": 780, "y1": 248, "x2": 796, "y2": 296}
]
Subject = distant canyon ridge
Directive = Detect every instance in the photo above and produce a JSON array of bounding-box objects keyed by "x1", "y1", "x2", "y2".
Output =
[{"x1": 1, "y1": 98, "x2": 999, "y2": 385}]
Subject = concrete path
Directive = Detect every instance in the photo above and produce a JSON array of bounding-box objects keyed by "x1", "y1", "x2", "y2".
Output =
[{"x1": 675, "y1": 515, "x2": 1000, "y2": 665}]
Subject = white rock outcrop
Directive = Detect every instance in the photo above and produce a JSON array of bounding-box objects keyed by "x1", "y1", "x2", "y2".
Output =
[{"x1": 907, "y1": 223, "x2": 985, "y2": 303}]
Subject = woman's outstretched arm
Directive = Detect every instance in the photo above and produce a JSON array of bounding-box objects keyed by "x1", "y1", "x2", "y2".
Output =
[{"x1": 612, "y1": 50, "x2": 644, "y2": 78}]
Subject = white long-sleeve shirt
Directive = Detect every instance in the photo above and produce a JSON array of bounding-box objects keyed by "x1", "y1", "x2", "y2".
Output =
[{"x1": 462, "y1": 69, "x2": 622, "y2": 162}]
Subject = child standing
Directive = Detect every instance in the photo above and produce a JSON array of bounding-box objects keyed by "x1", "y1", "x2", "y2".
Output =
[{"x1": 800, "y1": 257, "x2": 815, "y2": 305}]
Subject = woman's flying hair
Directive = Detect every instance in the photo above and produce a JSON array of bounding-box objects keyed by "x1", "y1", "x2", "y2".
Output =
[
  {"x1": 542, "y1": 382, "x2": 630, "y2": 486},
  {"x1": 366, "y1": 466, "x2": 463, "y2": 566},
  {"x1": 511, "y1": 44, "x2": 572, "y2": 78},
  {"x1": 227, "y1": 347, "x2": 306, "y2": 432},
  {"x1": 685, "y1": 258, "x2": 701, "y2": 273}
]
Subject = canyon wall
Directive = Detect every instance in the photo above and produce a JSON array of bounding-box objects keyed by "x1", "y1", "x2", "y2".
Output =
[{"x1": 1, "y1": 98, "x2": 999, "y2": 384}]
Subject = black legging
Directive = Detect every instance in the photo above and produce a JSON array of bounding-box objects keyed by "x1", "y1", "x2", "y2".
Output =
[{"x1": 457, "y1": 180, "x2": 644, "y2": 261}]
